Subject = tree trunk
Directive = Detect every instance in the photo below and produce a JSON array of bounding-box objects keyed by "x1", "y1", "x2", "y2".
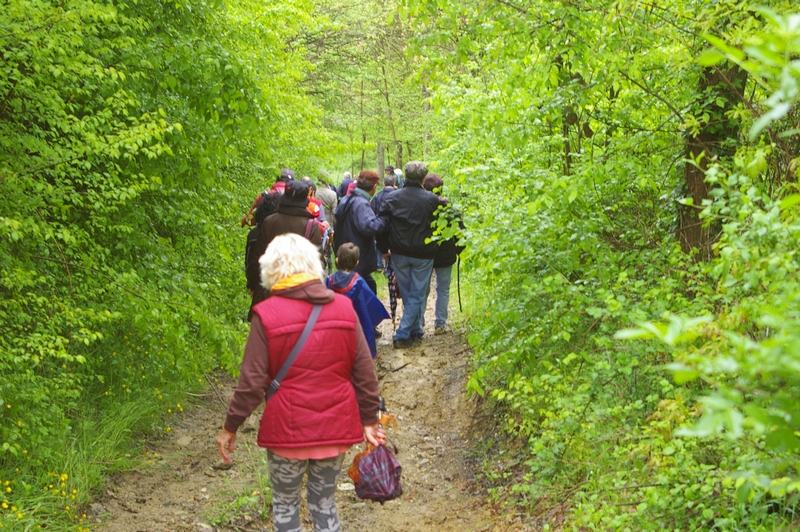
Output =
[
  {"x1": 381, "y1": 64, "x2": 398, "y2": 163},
  {"x1": 377, "y1": 142, "x2": 384, "y2": 178},
  {"x1": 422, "y1": 84, "x2": 431, "y2": 160},
  {"x1": 678, "y1": 63, "x2": 748, "y2": 260},
  {"x1": 395, "y1": 141, "x2": 403, "y2": 170},
  {"x1": 360, "y1": 79, "x2": 365, "y2": 170}
]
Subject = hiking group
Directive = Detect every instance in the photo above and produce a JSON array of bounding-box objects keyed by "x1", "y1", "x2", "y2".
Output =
[{"x1": 216, "y1": 161, "x2": 464, "y2": 531}]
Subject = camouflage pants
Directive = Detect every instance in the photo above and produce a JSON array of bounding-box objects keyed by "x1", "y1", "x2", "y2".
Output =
[{"x1": 267, "y1": 450, "x2": 345, "y2": 532}]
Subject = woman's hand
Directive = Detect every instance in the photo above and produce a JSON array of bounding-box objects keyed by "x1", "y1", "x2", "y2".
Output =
[
  {"x1": 216, "y1": 430, "x2": 236, "y2": 462},
  {"x1": 363, "y1": 424, "x2": 386, "y2": 447}
]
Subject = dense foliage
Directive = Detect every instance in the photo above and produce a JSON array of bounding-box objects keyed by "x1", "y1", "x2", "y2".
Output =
[
  {"x1": 403, "y1": 0, "x2": 800, "y2": 529},
  {"x1": 3, "y1": 0, "x2": 799, "y2": 529},
  {"x1": 0, "y1": 0, "x2": 328, "y2": 528}
]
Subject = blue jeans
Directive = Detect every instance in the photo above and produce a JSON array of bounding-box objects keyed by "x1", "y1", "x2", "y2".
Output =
[
  {"x1": 392, "y1": 254, "x2": 434, "y2": 340},
  {"x1": 424, "y1": 265, "x2": 453, "y2": 328}
]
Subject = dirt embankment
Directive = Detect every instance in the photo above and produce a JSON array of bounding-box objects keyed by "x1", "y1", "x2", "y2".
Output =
[{"x1": 91, "y1": 296, "x2": 520, "y2": 531}]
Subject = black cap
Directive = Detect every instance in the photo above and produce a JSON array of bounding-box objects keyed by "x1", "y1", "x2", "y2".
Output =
[
  {"x1": 280, "y1": 168, "x2": 295, "y2": 182},
  {"x1": 385, "y1": 165, "x2": 394, "y2": 172}
]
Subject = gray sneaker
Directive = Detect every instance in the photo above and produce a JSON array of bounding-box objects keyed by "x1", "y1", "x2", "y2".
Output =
[{"x1": 434, "y1": 326, "x2": 447, "y2": 336}]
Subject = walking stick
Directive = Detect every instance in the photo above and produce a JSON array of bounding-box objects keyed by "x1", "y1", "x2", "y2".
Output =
[{"x1": 457, "y1": 255, "x2": 462, "y2": 313}]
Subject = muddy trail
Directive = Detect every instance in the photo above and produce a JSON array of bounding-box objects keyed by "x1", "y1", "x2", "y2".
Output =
[{"x1": 91, "y1": 293, "x2": 514, "y2": 531}]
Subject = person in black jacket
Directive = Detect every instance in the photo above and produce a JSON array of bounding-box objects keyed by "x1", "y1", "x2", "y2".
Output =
[
  {"x1": 377, "y1": 161, "x2": 440, "y2": 348},
  {"x1": 422, "y1": 174, "x2": 465, "y2": 335}
]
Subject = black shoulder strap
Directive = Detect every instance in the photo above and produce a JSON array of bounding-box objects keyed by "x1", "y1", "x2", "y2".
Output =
[{"x1": 266, "y1": 304, "x2": 323, "y2": 401}]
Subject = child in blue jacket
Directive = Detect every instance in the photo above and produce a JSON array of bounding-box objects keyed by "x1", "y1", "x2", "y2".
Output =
[{"x1": 326, "y1": 243, "x2": 390, "y2": 358}]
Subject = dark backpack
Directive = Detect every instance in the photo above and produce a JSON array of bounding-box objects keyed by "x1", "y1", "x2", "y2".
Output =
[{"x1": 333, "y1": 196, "x2": 354, "y2": 253}]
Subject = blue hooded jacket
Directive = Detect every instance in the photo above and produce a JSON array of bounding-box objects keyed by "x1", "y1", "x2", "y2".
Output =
[{"x1": 326, "y1": 271, "x2": 390, "y2": 358}]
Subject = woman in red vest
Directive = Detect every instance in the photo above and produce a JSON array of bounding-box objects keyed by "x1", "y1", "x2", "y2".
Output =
[{"x1": 216, "y1": 233, "x2": 385, "y2": 531}]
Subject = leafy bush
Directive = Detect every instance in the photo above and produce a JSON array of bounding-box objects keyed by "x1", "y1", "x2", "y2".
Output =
[
  {"x1": 408, "y1": 0, "x2": 800, "y2": 529},
  {"x1": 0, "y1": 0, "x2": 326, "y2": 528}
]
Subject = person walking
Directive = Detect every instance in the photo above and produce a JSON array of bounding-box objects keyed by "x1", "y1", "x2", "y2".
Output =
[
  {"x1": 372, "y1": 174, "x2": 398, "y2": 271},
  {"x1": 385, "y1": 164, "x2": 405, "y2": 189},
  {"x1": 326, "y1": 243, "x2": 390, "y2": 358},
  {"x1": 334, "y1": 170, "x2": 387, "y2": 295},
  {"x1": 376, "y1": 161, "x2": 440, "y2": 348},
  {"x1": 269, "y1": 168, "x2": 295, "y2": 195},
  {"x1": 217, "y1": 233, "x2": 385, "y2": 532},
  {"x1": 337, "y1": 171, "x2": 353, "y2": 198},
  {"x1": 243, "y1": 191, "x2": 280, "y2": 296},
  {"x1": 247, "y1": 180, "x2": 322, "y2": 310},
  {"x1": 313, "y1": 173, "x2": 338, "y2": 228},
  {"x1": 371, "y1": 174, "x2": 398, "y2": 217},
  {"x1": 422, "y1": 173, "x2": 465, "y2": 335}
]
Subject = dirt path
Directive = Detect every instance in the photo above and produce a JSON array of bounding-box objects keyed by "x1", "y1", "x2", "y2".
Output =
[{"x1": 91, "y1": 294, "x2": 500, "y2": 532}]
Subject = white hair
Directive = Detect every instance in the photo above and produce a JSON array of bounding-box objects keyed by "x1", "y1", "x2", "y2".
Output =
[{"x1": 260, "y1": 233, "x2": 325, "y2": 290}]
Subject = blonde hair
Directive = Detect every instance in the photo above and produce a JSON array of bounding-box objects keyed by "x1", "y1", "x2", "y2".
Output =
[{"x1": 260, "y1": 233, "x2": 324, "y2": 290}]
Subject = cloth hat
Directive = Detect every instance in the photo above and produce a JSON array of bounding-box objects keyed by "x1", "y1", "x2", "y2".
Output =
[
  {"x1": 280, "y1": 180, "x2": 310, "y2": 208},
  {"x1": 404, "y1": 161, "x2": 427, "y2": 182}
]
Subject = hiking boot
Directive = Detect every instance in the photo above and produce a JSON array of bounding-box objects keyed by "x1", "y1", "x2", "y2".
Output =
[
  {"x1": 374, "y1": 327, "x2": 383, "y2": 339},
  {"x1": 434, "y1": 326, "x2": 448, "y2": 336},
  {"x1": 393, "y1": 338, "x2": 416, "y2": 349}
]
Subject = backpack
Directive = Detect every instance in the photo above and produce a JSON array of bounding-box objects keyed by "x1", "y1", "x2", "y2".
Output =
[{"x1": 333, "y1": 196, "x2": 355, "y2": 253}]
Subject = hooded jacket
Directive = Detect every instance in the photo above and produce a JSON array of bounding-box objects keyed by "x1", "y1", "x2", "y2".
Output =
[
  {"x1": 334, "y1": 189, "x2": 387, "y2": 277},
  {"x1": 326, "y1": 271, "x2": 390, "y2": 358}
]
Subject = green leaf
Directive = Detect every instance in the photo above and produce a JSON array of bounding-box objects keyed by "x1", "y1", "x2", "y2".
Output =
[
  {"x1": 697, "y1": 48, "x2": 725, "y2": 67},
  {"x1": 779, "y1": 194, "x2": 800, "y2": 210}
]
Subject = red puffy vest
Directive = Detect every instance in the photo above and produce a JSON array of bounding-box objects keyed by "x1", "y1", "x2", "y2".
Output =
[{"x1": 251, "y1": 294, "x2": 364, "y2": 448}]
